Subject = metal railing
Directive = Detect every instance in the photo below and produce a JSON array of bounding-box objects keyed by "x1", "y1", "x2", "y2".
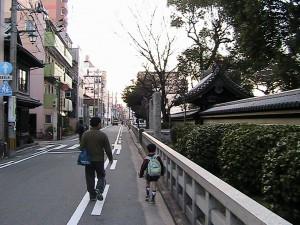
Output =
[{"x1": 138, "y1": 130, "x2": 292, "y2": 225}]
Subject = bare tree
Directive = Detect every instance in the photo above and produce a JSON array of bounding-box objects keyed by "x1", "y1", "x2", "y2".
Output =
[{"x1": 124, "y1": 9, "x2": 180, "y2": 123}]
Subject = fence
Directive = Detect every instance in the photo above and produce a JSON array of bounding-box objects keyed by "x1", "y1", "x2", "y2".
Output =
[{"x1": 137, "y1": 129, "x2": 292, "y2": 225}]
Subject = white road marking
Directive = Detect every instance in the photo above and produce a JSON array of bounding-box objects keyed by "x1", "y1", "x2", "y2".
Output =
[
  {"x1": 110, "y1": 160, "x2": 117, "y2": 170},
  {"x1": 0, "y1": 161, "x2": 14, "y2": 168},
  {"x1": 52, "y1": 144, "x2": 67, "y2": 150},
  {"x1": 69, "y1": 138, "x2": 79, "y2": 141},
  {"x1": 91, "y1": 184, "x2": 110, "y2": 216},
  {"x1": 66, "y1": 192, "x2": 90, "y2": 225},
  {"x1": 0, "y1": 149, "x2": 49, "y2": 169},
  {"x1": 67, "y1": 144, "x2": 80, "y2": 149},
  {"x1": 36, "y1": 145, "x2": 55, "y2": 150}
]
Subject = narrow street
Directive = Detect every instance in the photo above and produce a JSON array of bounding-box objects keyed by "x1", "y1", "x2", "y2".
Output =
[{"x1": 0, "y1": 125, "x2": 174, "y2": 225}]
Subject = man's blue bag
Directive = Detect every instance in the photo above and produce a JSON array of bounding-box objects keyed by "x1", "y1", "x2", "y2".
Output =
[{"x1": 77, "y1": 149, "x2": 91, "y2": 165}]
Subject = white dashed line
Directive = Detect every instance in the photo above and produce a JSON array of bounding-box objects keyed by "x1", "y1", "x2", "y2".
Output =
[
  {"x1": 66, "y1": 192, "x2": 90, "y2": 225},
  {"x1": 110, "y1": 160, "x2": 117, "y2": 170},
  {"x1": 91, "y1": 184, "x2": 110, "y2": 216}
]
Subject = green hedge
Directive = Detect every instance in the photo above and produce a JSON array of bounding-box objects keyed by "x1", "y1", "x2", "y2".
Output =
[
  {"x1": 219, "y1": 124, "x2": 300, "y2": 195},
  {"x1": 172, "y1": 123, "x2": 300, "y2": 223},
  {"x1": 262, "y1": 132, "x2": 300, "y2": 224},
  {"x1": 174, "y1": 124, "x2": 238, "y2": 175}
]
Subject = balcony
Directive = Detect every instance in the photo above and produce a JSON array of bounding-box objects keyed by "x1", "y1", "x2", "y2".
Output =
[
  {"x1": 60, "y1": 73, "x2": 72, "y2": 89},
  {"x1": 44, "y1": 63, "x2": 64, "y2": 78},
  {"x1": 44, "y1": 32, "x2": 72, "y2": 66},
  {"x1": 62, "y1": 98, "x2": 73, "y2": 112},
  {"x1": 44, "y1": 94, "x2": 56, "y2": 109}
]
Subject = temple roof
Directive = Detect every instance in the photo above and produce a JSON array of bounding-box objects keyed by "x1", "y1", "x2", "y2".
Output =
[{"x1": 174, "y1": 65, "x2": 251, "y2": 107}]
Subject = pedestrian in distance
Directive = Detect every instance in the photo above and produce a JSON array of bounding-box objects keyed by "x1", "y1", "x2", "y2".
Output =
[
  {"x1": 76, "y1": 120, "x2": 85, "y2": 142},
  {"x1": 80, "y1": 117, "x2": 113, "y2": 201},
  {"x1": 139, "y1": 143, "x2": 165, "y2": 203}
]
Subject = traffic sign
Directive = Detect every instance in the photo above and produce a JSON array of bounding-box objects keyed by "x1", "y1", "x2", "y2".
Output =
[
  {"x1": 0, "y1": 75, "x2": 13, "y2": 80},
  {"x1": 0, "y1": 81, "x2": 13, "y2": 96},
  {"x1": 0, "y1": 62, "x2": 13, "y2": 75}
]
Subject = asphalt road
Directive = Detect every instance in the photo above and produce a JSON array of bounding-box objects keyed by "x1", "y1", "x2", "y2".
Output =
[{"x1": 0, "y1": 125, "x2": 174, "y2": 225}]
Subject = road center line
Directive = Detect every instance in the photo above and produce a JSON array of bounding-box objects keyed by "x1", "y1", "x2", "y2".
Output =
[
  {"x1": 91, "y1": 184, "x2": 110, "y2": 216},
  {"x1": 110, "y1": 160, "x2": 117, "y2": 170},
  {"x1": 66, "y1": 192, "x2": 90, "y2": 225}
]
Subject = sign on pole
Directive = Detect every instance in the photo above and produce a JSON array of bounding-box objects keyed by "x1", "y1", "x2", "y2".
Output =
[
  {"x1": 0, "y1": 62, "x2": 13, "y2": 75},
  {"x1": 0, "y1": 81, "x2": 13, "y2": 96},
  {"x1": 0, "y1": 75, "x2": 13, "y2": 80},
  {"x1": 8, "y1": 96, "x2": 16, "y2": 122}
]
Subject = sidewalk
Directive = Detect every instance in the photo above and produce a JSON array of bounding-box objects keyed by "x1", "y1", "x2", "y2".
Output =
[
  {"x1": 124, "y1": 129, "x2": 176, "y2": 225},
  {"x1": 128, "y1": 128, "x2": 189, "y2": 225}
]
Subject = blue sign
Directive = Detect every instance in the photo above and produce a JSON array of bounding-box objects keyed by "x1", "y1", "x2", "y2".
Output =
[
  {"x1": 0, "y1": 81, "x2": 13, "y2": 96},
  {"x1": 0, "y1": 62, "x2": 13, "y2": 75}
]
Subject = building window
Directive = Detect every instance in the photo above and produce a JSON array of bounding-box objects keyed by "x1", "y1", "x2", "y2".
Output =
[
  {"x1": 18, "y1": 69, "x2": 28, "y2": 93},
  {"x1": 45, "y1": 115, "x2": 52, "y2": 124}
]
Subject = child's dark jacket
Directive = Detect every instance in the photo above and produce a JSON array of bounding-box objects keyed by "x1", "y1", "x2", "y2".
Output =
[{"x1": 139, "y1": 153, "x2": 165, "y2": 178}]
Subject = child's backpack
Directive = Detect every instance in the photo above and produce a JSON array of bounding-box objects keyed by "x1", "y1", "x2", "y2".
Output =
[{"x1": 146, "y1": 155, "x2": 161, "y2": 177}]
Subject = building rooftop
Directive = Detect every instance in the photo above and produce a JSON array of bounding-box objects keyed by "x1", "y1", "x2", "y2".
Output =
[{"x1": 200, "y1": 88, "x2": 300, "y2": 115}]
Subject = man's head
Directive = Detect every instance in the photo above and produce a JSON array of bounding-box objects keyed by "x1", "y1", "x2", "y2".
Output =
[
  {"x1": 147, "y1": 143, "x2": 156, "y2": 153},
  {"x1": 90, "y1": 117, "x2": 101, "y2": 129}
]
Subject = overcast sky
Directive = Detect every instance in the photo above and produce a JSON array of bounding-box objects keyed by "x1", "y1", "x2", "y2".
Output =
[{"x1": 67, "y1": 0, "x2": 187, "y2": 101}]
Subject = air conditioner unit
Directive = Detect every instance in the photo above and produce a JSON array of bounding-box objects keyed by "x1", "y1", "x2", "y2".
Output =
[{"x1": 65, "y1": 91, "x2": 71, "y2": 98}]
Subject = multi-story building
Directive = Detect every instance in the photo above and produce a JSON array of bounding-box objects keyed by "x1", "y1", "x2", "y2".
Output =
[
  {"x1": 42, "y1": 0, "x2": 68, "y2": 30},
  {"x1": 82, "y1": 56, "x2": 108, "y2": 125},
  {"x1": 43, "y1": 19, "x2": 73, "y2": 139}
]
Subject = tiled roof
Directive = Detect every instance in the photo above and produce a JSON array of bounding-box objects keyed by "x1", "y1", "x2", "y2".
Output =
[
  {"x1": 174, "y1": 65, "x2": 250, "y2": 105},
  {"x1": 171, "y1": 108, "x2": 199, "y2": 119},
  {"x1": 200, "y1": 89, "x2": 300, "y2": 115}
]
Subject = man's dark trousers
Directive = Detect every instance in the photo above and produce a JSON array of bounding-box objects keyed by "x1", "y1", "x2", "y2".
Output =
[{"x1": 85, "y1": 161, "x2": 106, "y2": 196}]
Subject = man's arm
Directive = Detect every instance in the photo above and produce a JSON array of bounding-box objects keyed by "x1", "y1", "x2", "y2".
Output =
[{"x1": 104, "y1": 134, "x2": 113, "y2": 163}]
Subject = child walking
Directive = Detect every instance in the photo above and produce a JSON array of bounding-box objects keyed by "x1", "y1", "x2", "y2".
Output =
[{"x1": 139, "y1": 143, "x2": 165, "y2": 203}]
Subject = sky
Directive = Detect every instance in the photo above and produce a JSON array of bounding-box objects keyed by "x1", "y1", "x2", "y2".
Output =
[{"x1": 67, "y1": 0, "x2": 186, "y2": 102}]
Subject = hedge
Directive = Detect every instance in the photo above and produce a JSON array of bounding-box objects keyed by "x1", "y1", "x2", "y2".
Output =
[
  {"x1": 172, "y1": 123, "x2": 300, "y2": 223},
  {"x1": 262, "y1": 132, "x2": 300, "y2": 224},
  {"x1": 219, "y1": 124, "x2": 300, "y2": 196},
  {"x1": 176, "y1": 124, "x2": 239, "y2": 175}
]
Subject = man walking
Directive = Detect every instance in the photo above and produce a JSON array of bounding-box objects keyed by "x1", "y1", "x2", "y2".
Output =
[{"x1": 80, "y1": 117, "x2": 113, "y2": 201}]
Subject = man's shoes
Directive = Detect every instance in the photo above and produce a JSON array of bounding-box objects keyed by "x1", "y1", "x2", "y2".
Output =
[{"x1": 95, "y1": 189, "x2": 103, "y2": 201}]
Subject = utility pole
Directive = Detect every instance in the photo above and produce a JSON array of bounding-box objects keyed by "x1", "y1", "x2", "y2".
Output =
[
  {"x1": 0, "y1": 0, "x2": 5, "y2": 140},
  {"x1": 107, "y1": 91, "x2": 109, "y2": 126},
  {"x1": 8, "y1": 0, "x2": 18, "y2": 154},
  {"x1": 97, "y1": 71, "x2": 100, "y2": 118}
]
